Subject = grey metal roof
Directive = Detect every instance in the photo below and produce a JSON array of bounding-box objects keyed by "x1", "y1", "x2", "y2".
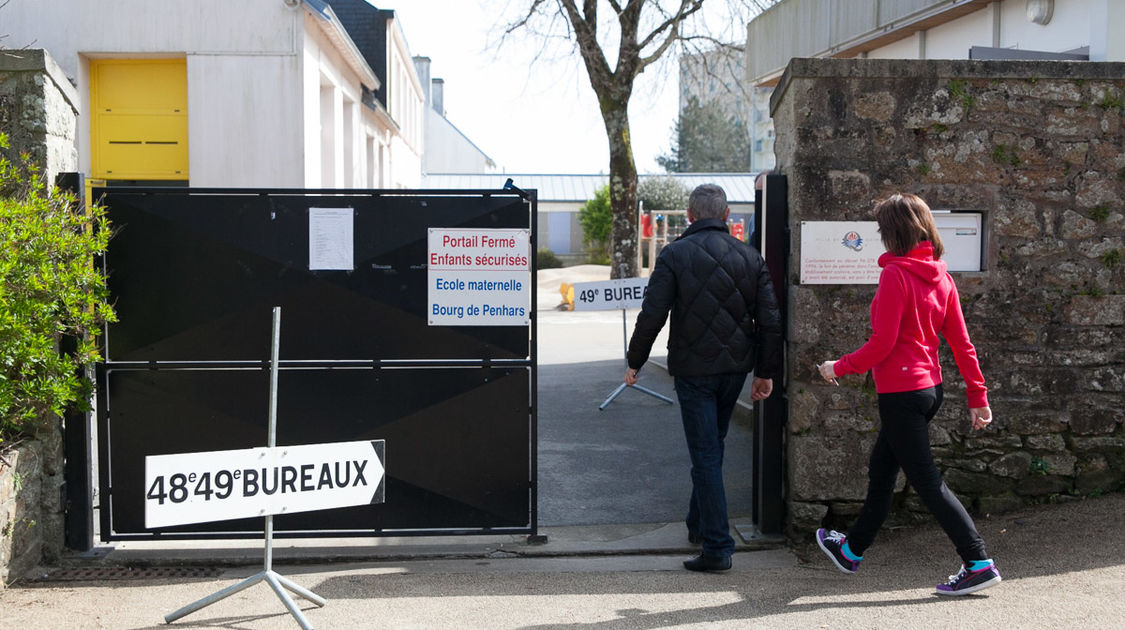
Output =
[{"x1": 421, "y1": 173, "x2": 760, "y2": 203}]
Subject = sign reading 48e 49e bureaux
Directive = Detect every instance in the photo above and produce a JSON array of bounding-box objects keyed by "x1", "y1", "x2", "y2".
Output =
[
  {"x1": 144, "y1": 440, "x2": 385, "y2": 529},
  {"x1": 428, "y1": 228, "x2": 530, "y2": 326}
]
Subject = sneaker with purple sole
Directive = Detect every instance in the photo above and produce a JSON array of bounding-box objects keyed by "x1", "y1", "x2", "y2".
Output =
[
  {"x1": 935, "y1": 560, "x2": 1002, "y2": 596},
  {"x1": 816, "y1": 528, "x2": 862, "y2": 574}
]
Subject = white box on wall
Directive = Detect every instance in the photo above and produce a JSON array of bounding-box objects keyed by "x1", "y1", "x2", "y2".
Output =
[{"x1": 933, "y1": 211, "x2": 983, "y2": 272}]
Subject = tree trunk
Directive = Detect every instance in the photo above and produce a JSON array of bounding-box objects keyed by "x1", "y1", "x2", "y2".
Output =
[{"x1": 600, "y1": 100, "x2": 638, "y2": 279}]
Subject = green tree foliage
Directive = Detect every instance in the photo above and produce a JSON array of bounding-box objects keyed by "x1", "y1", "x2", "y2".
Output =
[
  {"x1": 0, "y1": 131, "x2": 115, "y2": 444},
  {"x1": 638, "y1": 175, "x2": 689, "y2": 211},
  {"x1": 657, "y1": 96, "x2": 750, "y2": 173},
  {"x1": 578, "y1": 184, "x2": 612, "y2": 264}
]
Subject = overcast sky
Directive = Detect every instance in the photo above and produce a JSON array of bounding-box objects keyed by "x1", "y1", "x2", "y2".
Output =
[{"x1": 375, "y1": 0, "x2": 692, "y2": 175}]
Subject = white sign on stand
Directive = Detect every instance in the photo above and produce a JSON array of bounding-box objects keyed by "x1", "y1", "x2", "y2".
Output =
[
  {"x1": 800, "y1": 221, "x2": 885, "y2": 284},
  {"x1": 571, "y1": 278, "x2": 650, "y2": 311},
  {"x1": 567, "y1": 277, "x2": 673, "y2": 410},
  {"x1": 145, "y1": 440, "x2": 385, "y2": 529},
  {"x1": 428, "y1": 228, "x2": 531, "y2": 326},
  {"x1": 161, "y1": 307, "x2": 370, "y2": 630}
]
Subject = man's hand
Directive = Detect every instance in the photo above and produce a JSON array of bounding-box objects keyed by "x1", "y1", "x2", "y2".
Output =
[
  {"x1": 750, "y1": 377, "x2": 773, "y2": 401},
  {"x1": 970, "y1": 407, "x2": 992, "y2": 431},
  {"x1": 625, "y1": 367, "x2": 640, "y2": 386}
]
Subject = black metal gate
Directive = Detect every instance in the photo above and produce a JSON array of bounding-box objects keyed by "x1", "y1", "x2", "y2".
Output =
[
  {"x1": 752, "y1": 174, "x2": 788, "y2": 535},
  {"x1": 94, "y1": 187, "x2": 537, "y2": 540}
]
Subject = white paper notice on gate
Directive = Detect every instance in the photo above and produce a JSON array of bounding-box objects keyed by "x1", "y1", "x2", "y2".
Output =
[
  {"x1": 144, "y1": 440, "x2": 385, "y2": 528},
  {"x1": 428, "y1": 228, "x2": 531, "y2": 326},
  {"x1": 308, "y1": 207, "x2": 354, "y2": 270},
  {"x1": 799, "y1": 221, "x2": 886, "y2": 284}
]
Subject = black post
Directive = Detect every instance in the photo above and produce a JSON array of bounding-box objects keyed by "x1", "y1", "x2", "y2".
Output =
[
  {"x1": 755, "y1": 173, "x2": 788, "y2": 534},
  {"x1": 56, "y1": 172, "x2": 95, "y2": 551}
]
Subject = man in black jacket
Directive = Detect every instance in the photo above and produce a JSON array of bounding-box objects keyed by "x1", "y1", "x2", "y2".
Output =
[{"x1": 625, "y1": 183, "x2": 782, "y2": 572}]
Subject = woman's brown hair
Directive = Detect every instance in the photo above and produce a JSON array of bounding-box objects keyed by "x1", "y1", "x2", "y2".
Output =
[{"x1": 873, "y1": 193, "x2": 945, "y2": 259}]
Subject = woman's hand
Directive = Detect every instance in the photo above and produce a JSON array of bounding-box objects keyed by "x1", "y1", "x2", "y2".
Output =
[
  {"x1": 970, "y1": 407, "x2": 992, "y2": 430},
  {"x1": 817, "y1": 361, "x2": 839, "y2": 385}
]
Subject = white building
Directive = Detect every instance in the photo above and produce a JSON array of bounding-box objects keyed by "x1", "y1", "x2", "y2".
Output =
[
  {"x1": 1, "y1": 0, "x2": 425, "y2": 189},
  {"x1": 413, "y1": 57, "x2": 497, "y2": 174},
  {"x1": 744, "y1": 0, "x2": 1125, "y2": 164}
]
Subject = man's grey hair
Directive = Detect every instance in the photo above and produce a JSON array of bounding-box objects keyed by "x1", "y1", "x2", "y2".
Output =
[{"x1": 688, "y1": 184, "x2": 728, "y2": 220}]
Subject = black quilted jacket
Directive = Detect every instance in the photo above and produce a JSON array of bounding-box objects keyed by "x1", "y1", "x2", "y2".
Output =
[{"x1": 627, "y1": 218, "x2": 782, "y2": 379}]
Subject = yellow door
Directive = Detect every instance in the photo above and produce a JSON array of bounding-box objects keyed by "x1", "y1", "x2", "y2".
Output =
[{"x1": 90, "y1": 59, "x2": 188, "y2": 181}]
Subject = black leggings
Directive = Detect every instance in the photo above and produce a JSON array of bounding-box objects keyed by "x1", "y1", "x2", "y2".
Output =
[{"x1": 847, "y1": 384, "x2": 988, "y2": 563}]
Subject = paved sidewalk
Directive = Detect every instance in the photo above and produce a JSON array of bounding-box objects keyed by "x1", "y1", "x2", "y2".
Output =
[{"x1": 2, "y1": 493, "x2": 1122, "y2": 629}]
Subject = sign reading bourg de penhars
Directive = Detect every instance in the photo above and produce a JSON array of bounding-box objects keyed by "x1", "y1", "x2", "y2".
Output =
[
  {"x1": 571, "y1": 277, "x2": 650, "y2": 311},
  {"x1": 427, "y1": 227, "x2": 531, "y2": 326},
  {"x1": 144, "y1": 440, "x2": 385, "y2": 529}
]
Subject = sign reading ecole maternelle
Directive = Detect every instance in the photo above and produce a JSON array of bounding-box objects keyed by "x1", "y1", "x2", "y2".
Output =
[
  {"x1": 144, "y1": 440, "x2": 385, "y2": 528},
  {"x1": 428, "y1": 228, "x2": 531, "y2": 326}
]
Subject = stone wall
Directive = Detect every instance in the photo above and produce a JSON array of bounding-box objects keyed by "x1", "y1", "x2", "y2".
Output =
[
  {"x1": 0, "y1": 48, "x2": 79, "y2": 183},
  {"x1": 0, "y1": 49, "x2": 78, "y2": 587},
  {"x1": 771, "y1": 59, "x2": 1125, "y2": 539},
  {"x1": 0, "y1": 438, "x2": 66, "y2": 587}
]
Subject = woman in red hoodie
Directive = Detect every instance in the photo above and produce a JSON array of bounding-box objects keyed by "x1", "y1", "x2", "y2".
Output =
[{"x1": 814, "y1": 193, "x2": 1001, "y2": 596}]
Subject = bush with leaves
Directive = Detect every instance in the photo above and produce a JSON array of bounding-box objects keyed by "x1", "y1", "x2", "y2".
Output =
[
  {"x1": 638, "y1": 175, "x2": 689, "y2": 212},
  {"x1": 0, "y1": 131, "x2": 115, "y2": 445},
  {"x1": 536, "y1": 247, "x2": 564, "y2": 269},
  {"x1": 578, "y1": 184, "x2": 611, "y2": 264}
]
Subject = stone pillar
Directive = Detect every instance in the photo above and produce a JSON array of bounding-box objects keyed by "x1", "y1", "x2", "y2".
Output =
[
  {"x1": 0, "y1": 49, "x2": 79, "y2": 586},
  {"x1": 0, "y1": 48, "x2": 80, "y2": 184},
  {"x1": 771, "y1": 58, "x2": 1125, "y2": 540}
]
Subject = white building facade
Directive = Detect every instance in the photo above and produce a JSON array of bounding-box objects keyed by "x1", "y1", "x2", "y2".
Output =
[
  {"x1": 1, "y1": 0, "x2": 424, "y2": 189},
  {"x1": 745, "y1": 0, "x2": 1125, "y2": 165},
  {"x1": 413, "y1": 57, "x2": 496, "y2": 174}
]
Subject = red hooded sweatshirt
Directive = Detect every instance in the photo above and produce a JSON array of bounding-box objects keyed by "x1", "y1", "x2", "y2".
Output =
[{"x1": 834, "y1": 241, "x2": 989, "y2": 408}]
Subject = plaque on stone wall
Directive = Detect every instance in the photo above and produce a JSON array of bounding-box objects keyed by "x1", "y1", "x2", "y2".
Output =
[{"x1": 799, "y1": 221, "x2": 884, "y2": 284}]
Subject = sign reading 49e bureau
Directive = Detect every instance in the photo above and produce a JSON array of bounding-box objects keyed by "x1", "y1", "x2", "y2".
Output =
[
  {"x1": 428, "y1": 228, "x2": 531, "y2": 326},
  {"x1": 144, "y1": 440, "x2": 385, "y2": 528}
]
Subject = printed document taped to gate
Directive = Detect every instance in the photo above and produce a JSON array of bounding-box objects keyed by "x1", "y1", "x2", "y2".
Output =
[
  {"x1": 144, "y1": 440, "x2": 385, "y2": 528},
  {"x1": 309, "y1": 207, "x2": 354, "y2": 270},
  {"x1": 428, "y1": 228, "x2": 531, "y2": 326}
]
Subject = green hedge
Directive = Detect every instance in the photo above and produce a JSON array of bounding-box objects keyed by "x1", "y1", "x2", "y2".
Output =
[{"x1": 0, "y1": 131, "x2": 115, "y2": 444}]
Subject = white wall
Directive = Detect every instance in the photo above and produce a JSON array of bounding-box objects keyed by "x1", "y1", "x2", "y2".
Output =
[
  {"x1": 926, "y1": 7, "x2": 993, "y2": 59},
  {"x1": 188, "y1": 55, "x2": 304, "y2": 187},
  {"x1": 2, "y1": 0, "x2": 418, "y2": 189},
  {"x1": 862, "y1": 0, "x2": 1113, "y2": 61},
  {"x1": 1094, "y1": 0, "x2": 1125, "y2": 61},
  {"x1": 999, "y1": 0, "x2": 1091, "y2": 54},
  {"x1": 2, "y1": 0, "x2": 300, "y2": 74},
  {"x1": 303, "y1": 16, "x2": 362, "y2": 189},
  {"x1": 385, "y1": 16, "x2": 425, "y2": 159},
  {"x1": 866, "y1": 32, "x2": 920, "y2": 60},
  {"x1": 389, "y1": 134, "x2": 422, "y2": 189},
  {"x1": 423, "y1": 109, "x2": 494, "y2": 174},
  {"x1": 3, "y1": 0, "x2": 306, "y2": 183}
]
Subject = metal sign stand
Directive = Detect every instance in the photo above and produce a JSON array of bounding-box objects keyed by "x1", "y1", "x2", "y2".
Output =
[
  {"x1": 599, "y1": 308, "x2": 675, "y2": 410},
  {"x1": 165, "y1": 307, "x2": 326, "y2": 629}
]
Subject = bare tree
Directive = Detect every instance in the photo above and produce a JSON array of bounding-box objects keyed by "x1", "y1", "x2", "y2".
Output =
[{"x1": 501, "y1": 0, "x2": 776, "y2": 278}]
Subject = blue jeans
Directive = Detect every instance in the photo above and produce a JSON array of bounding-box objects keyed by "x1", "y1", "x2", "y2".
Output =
[{"x1": 675, "y1": 372, "x2": 747, "y2": 558}]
